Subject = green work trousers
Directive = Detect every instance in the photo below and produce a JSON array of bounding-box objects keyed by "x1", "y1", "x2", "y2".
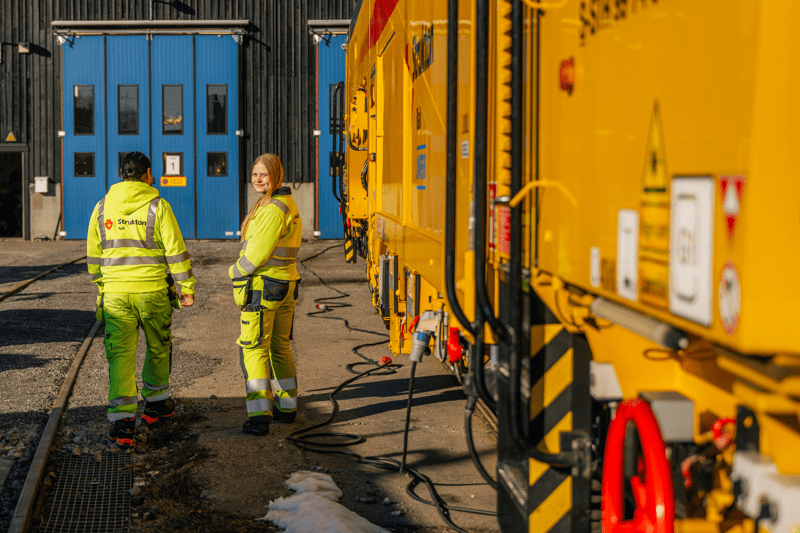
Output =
[
  {"x1": 237, "y1": 278, "x2": 299, "y2": 419},
  {"x1": 102, "y1": 289, "x2": 173, "y2": 422}
]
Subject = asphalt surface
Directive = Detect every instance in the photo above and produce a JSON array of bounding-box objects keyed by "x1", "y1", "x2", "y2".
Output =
[{"x1": 0, "y1": 238, "x2": 500, "y2": 533}]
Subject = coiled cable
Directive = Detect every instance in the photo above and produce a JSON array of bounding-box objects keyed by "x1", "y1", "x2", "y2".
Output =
[{"x1": 294, "y1": 243, "x2": 497, "y2": 532}]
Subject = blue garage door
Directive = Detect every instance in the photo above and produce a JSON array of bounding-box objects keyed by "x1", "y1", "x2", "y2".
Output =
[
  {"x1": 195, "y1": 35, "x2": 240, "y2": 239},
  {"x1": 63, "y1": 36, "x2": 106, "y2": 239},
  {"x1": 107, "y1": 35, "x2": 149, "y2": 199},
  {"x1": 61, "y1": 34, "x2": 240, "y2": 240},
  {"x1": 317, "y1": 34, "x2": 347, "y2": 240},
  {"x1": 151, "y1": 35, "x2": 196, "y2": 238}
]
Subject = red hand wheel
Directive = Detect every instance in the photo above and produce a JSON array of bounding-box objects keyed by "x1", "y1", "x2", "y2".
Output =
[{"x1": 601, "y1": 399, "x2": 675, "y2": 533}]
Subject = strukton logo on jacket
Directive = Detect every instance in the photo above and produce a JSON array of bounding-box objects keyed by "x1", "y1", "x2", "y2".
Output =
[
  {"x1": 105, "y1": 219, "x2": 113, "y2": 230},
  {"x1": 118, "y1": 218, "x2": 146, "y2": 226}
]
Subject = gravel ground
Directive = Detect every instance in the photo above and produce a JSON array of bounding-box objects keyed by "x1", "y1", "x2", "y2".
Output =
[
  {"x1": 0, "y1": 239, "x2": 95, "y2": 532},
  {"x1": 1, "y1": 239, "x2": 500, "y2": 533}
]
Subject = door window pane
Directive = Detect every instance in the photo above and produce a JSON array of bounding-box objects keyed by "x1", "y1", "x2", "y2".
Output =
[
  {"x1": 207, "y1": 85, "x2": 227, "y2": 134},
  {"x1": 118, "y1": 85, "x2": 139, "y2": 135},
  {"x1": 74, "y1": 86, "x2": 94, "y2": 135},
  {"x1": 75, "y1": 153, "x2": 95, "y2": 177},
  {"x1": 162, "y1": 85, "x2": 183, "y2": 135},
  {"x1": 207, "y1": 152, "x2": 227, "y2": 176}
]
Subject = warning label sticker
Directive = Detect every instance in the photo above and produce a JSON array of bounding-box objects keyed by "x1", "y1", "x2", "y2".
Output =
[
  {"x1": 160, "y1": 176, "x2": 187, "y2": 187},
  {"x1": 638, "y1": 101, "x2": 670, "y2": 309},
  {"x1": 720, "y1": 175, "x2": 745, "y2": 238},
  {"x1": 718, "y1": 262, "x2": 741, "y2": 335},
  {"x1": 488, "y1": 183, "x2": 510, "y2": 255}
]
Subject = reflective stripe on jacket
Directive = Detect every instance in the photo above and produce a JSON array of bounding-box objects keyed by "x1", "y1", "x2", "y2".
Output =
[
  {"x1": 229, "y1": 187, "x2": 302, "y2": 282},
  {"x1": 87, "y1": 180, "x2": 195, "y2": 294}
]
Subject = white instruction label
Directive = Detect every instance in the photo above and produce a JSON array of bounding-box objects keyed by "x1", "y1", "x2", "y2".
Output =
[
  {"x1": 617, "y1": 210, "x2": 639, "y2": 301},
  {"x1": 590, "y1": 247, "x2": 601, "y2": 288},
  {"x1": 670, "y1": 177, "x2": 714, "y2": 325}
]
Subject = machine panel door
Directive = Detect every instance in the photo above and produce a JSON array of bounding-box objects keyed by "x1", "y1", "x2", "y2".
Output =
[
  {"x1": 195, "y1": 35, "x2": 239, "y2": 239},
  {"x1": 63, "y1": 36, "x2": 106, "y2": 239}
]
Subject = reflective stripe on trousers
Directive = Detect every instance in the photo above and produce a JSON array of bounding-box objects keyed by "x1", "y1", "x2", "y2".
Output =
[
  {"x1": 238, "y1": 280, "x2": 298, "y2": 417},
  {"x1": 103, "y1": 290, "x2": 173, "y2": 422}
]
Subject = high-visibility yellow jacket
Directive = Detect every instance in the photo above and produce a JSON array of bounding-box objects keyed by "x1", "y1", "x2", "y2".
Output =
[
  {"x1": 86, "y1": 180, "x2": 195, "y2": 294},
  {"x1": 229, "y1": 187, "x2": 302, "y2": 282}
]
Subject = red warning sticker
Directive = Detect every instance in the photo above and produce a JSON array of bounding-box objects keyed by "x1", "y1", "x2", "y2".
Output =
[
  {"x1": 718, "y1": 261, "x2": 741, "y2": 335},
  {"x1": 719, "y1": 176, "x2": 745, "y2": 238},
  {"x1": 488, "y1": 183, "x2": 510, "y2": 255}
]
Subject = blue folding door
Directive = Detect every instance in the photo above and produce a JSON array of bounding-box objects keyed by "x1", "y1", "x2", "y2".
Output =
[
  {"x1": 62, "y1": 36, "x2": 106, "y2": 239},
  {"x1": 317, "y1": 35, "x2": 347, "y2": 239},
  {"x1": 107, "y1": 36, "x2": 149, "y2": 187},
  {"x1": 196, "y1": 35, "x2": 239, "y2": 239},
  {"x1": 151, "y1": 35, "x2": 195, "y2": 238}
]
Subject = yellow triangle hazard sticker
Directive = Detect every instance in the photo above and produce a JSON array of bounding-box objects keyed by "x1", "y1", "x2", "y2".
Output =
[
  {"x1": 638, "y1": 100, "x2": 670, "y2": 310},
  {"x1": 642, "y1": 102, "x2": 667, "y2": 193},
  {"x1": 5, "y1": 132, "x2": 17, "y2": 142}
]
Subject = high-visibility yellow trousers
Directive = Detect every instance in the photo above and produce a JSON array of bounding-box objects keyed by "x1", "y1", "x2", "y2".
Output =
[
  {"x1": 102, "y1": 289, "x2": 173, "y2": 422},
  {"x1": 237, "y1": 279, "x2": 299, "y2": 419}
]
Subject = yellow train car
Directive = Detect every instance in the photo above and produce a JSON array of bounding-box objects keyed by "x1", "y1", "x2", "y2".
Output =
[{"x1": 341, "y1": 1, "x2": 800, "y2": 533}]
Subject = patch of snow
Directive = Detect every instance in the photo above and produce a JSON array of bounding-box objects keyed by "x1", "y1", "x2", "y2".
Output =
[{"x1": 263, "y1": 470, "x2": 390, "y2": 533}]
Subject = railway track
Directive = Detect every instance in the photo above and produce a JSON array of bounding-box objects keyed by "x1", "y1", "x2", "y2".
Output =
[{"x1": 0, "y1": 255, "x2": 101, "y2": 533}]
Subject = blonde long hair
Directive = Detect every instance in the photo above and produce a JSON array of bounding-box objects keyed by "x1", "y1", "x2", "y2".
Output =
[{"x1": 241, "y1": 153, "x2": 284, "y2": 240}]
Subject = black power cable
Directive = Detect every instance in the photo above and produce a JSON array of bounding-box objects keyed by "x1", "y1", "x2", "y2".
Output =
[{"x1": 293, "y1": 243, "x2": 497, "y2": 533}]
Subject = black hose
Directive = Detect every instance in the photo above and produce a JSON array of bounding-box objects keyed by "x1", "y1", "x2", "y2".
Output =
[
  {"x1": 332, "y1": 83, "x2": 344, "y2": 205},
  {"x1": 470, "y1": 0, "x2": 499, "y2": 413},
  {"x1": 473, "y1": 0, "x2": 509, "y2": 347},
  {"x1": 507, "y1": 0, "x2": 526, "y2": 453},
  {"x1": 399, "y1": 360, "x2": 417, "y2": 474},
  {"x1": 444, "y1": 0, "x2": 475, "y2": 339},
  {"x1": 360, "y1": 159, "x2": 369, "y2": 193},
  {"x1": 465, "y1": 395, "x2": 498, "y2": 489},
  {"x1": 290, "y1": 245, "x2": 497, "y2": 532},
  {"x1": 504, "y1": 4, "x2": 576, "y2": 469},
  {"x1": 347, "y1": 136, "x2": 368, "y2": 151}
]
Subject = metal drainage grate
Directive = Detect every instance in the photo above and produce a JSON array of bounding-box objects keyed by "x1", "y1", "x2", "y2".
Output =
[{"x1": 41, "y1": 453, "x2": 133, "y2": 533}]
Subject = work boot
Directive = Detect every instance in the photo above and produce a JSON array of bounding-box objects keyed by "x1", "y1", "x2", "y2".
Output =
[
  {"x1": 273, "y1": 409, "x2": 297, "y2": 423},
  {"x1": 242, "y1": 415, "x2": 271, "y2": 435},
  {"x1": 109, "y1": 418, "x2": 136, "y2": 449},
  {"x1": 142, "y1": 398, "x2": 176, "y2": 424}
]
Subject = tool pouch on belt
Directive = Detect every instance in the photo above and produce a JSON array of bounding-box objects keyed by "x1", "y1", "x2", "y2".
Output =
[
  {"x1": 95, "y1": 294, "x2": 104, "y2": 322},
  {"x1": 232, "y1": 276, "x2": 252, "y2": 308},
  {"x1": 237, "y1": 306, "x2": 263, "y2": 348},
  {"x1": 259, "y1": 276, "x2": 289, "y2": 308},
  {"x1": 166, "y1": 273, "x2": 181, "y2": 310}
]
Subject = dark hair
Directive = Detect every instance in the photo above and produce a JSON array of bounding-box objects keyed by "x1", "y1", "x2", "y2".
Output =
[{"x1": 120, "y1": 152, "x2": 151, "y2": 180}]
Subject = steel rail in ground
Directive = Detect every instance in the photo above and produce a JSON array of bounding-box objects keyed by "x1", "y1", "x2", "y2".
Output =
[
  {"x1": 0, "y1": 255, "x2": 87, "y2": 303},
  {"x1": 7, "y1": 320, "x2": 103, "y2": 533}
]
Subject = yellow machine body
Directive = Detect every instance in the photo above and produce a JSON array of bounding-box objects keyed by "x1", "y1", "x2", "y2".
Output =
[
  {"x1": 536, "y1": 0, "x2": 800, "y2": 355},
  {"x1": 345, "y1": 0, "x2": 478, "y2": 349},
  {"x1": 344, "y1": 0, "x2": 800, "y2": 532}
]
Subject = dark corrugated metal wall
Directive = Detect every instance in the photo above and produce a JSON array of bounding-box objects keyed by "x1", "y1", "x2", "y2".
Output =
[{"x1": 0, "y1": 0, "x2": 354, "y2": 237}]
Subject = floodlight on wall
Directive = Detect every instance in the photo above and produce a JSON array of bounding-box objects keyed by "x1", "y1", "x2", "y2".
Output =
[
  {"x1": 313, "y1": 33, "x2": 323, "y2": 44},
  {"x1": 56, "y1": 34, "x2": 67, "y2": 45}
]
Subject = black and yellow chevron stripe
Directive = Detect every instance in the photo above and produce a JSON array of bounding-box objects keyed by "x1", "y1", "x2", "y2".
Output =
[
  {"x1": 527, "y1": 308, "x2": 573, "y2": 533},
  {"x1": 344, "y1": 238, "x2": 356, "y2": 263}
]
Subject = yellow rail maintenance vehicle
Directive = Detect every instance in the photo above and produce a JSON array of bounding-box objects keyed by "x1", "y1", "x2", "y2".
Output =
[{"x1": 339, "y1": 1, "x2": 800, "y2": 533}]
